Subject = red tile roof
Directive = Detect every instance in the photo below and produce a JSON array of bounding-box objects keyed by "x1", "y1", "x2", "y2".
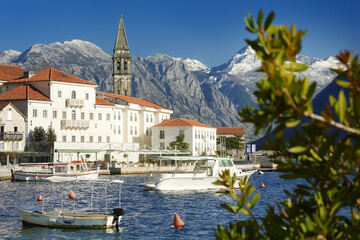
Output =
[
  {"x1": 216, "y1": 127, "x2": 245, "y2": 135},
  {"x1": 10, "y1": 68, "x2": 96, "y2": 86},
  {"x1": 0, "y1": 102, "x2": 11, "y2": 110},
  {"x1": 95, "y1": 97, "x2": 114, "y2": 106},
  {"x1": 99, "y1": 91, "x2": 169, "y2": 110},
  {"x1": 153, "y1": 118, "x2": 215, "y2": 128},
  {"x1": 0, "y1": 64, "x2": 26, "y2": 81},
  {"x1": 0, "y1": 84, "x2": 50, "y2": 101}
]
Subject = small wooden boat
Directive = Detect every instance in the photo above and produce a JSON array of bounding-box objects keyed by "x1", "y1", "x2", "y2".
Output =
[
  {"x1": 11, "y1": 161, "x2": 99, "y2": 182},
  {"x1": 16, "y1": 180, "x2": 124, "y2": 229},
  {"x1": 143, "y1": 156, "x2": 257, "y2": 191}
]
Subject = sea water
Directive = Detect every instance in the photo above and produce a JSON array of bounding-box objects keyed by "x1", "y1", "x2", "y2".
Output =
[{"x1": 0, "y1": 172, "x2": 302, "y2": 239}]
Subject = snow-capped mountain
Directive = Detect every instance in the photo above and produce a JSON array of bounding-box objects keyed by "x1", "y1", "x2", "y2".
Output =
[{"x1": 0, "y1": 40, "x2": 341, "y2": 140}]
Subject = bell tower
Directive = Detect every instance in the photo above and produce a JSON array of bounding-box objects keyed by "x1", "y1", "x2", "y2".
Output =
[{"x1": 113, "y1": 15, "x2": 132, "y2": 96}]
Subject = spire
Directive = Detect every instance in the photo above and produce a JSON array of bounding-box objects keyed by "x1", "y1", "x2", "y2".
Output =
[{"x1": 114, "y1": 15, "x2": 129, "y2": 52}]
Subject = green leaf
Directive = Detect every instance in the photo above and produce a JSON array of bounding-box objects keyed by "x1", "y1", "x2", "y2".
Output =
[
  {"x1": 264, "y1": 11, "x2": 275, "y2": 31},
  {"x1": 250, "y1": 192, "x2": 261, "y2": 209},
  {"x1": 283, "y1": 63, "x2": 308, "y2": 72},
  {"x1": 288, "y1": 146, "x2": 307, "y2": 153},
  {"x1": 285, "y1": 119, "x2": 300, "y2": 128},
  {"x1": 220, "y1": 203, "x2": 238, "y2": 213},
  {"x1": 338, "y1": 90, "x2": 347, "y2": 123},
  {"x1": 335, "y1": 79, "x2": 351, "y2": 88},
  {"x1": 257, "y1": 9, "x2": 264, "y2": 28}
]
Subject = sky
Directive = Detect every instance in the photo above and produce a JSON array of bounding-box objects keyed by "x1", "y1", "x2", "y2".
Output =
[{"x1": 0, "y1": 0, "x2": 359, "y2": 67}]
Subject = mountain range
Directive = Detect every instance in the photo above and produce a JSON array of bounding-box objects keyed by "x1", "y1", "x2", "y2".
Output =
[{"x1": 0, "y1": 40, "x2": 341, "y2": 141}]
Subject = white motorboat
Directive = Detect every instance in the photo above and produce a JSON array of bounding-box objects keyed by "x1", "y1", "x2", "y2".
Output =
[
  {"x1": 143, "y1": 156, "x2": 257, "y2": 191},
  {"x1": 16, "y1": 180, "x2": 124, "y2": 229},
  {"x1": 11, "y1": 161, "x2": 99, "y2": 181}
]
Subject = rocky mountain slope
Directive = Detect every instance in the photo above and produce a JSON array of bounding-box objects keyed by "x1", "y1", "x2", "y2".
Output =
[{"x1": 0, "y1": 40, "x2": 341, "y2": 140}]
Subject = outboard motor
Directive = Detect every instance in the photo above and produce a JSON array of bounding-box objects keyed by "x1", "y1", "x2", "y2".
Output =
[{"x1": 112, "y1": 208, "x2": 124, "y2": 229}]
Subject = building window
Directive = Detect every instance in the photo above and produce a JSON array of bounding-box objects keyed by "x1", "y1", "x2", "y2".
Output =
[
  {"x1": 118, "y1": 113, "x2": 121, "y2": 120},
  {"x1": 90, "y1": 113, "x2": 93, "y2": 120},
  {"x1": 53, "y1": 111, "x2": 57, "y2": 119},
  {"x1": 124, "y1": 61, "x2": 127, "y2": 70},
  {"x1": 150, "y1": 115, "x2": 153, "y2": 123},
  {"x1": 146, "y1": 114, "x2": 149, "y2": 122},
  {"x1": 33, "y1": 109, "x2": 37, "y2": 117},
  {"x1": 107, "y1": 113, "x2": 110, "y2": 121},
  {"x1": 72, "y1": 110, "x2": 76, "y2": 120},
  {"x1": 85, "y1": 93, "x2": 89, "y2": 100},
  {"x1": 62, "y1": 136, "x2": 66, "y2": 142},
  {"x1": 12, "y1": 142, "x2": 20, "y2": 150},
  {"x1": 117, "y1": 61, "x2": 121, "y2": 71},
  {"x1": 98, "y1": 113, "x2": 102, "y2": 121},
  {"x1": 14, "y1": 126, "x2": 18, "y2": 132},
  {"x1": 98, "y1": 136, "x2": 102, "y2": 143},
  {"x1": 62, "y1": 111, "x2": 66, "y2": 119},
  {"x1": 72, "y1": 136, "x2": 76, "y2": 142},
  {"x1": 106, "y1": 136, "x2": 110, "y2": 143},
  {"x1": 81, "y1": 112, "x2": 85, "y2": 120},
  {"x1": 160, "y1": 142, "x2": 165, "y2": 150},
  {"x1": 146, "y1": 128, "x2": 149, "y2": 136},
  {"x1": 160, "y1": 130, "x2": 165, "y2": 139},
  {"x1": 130, "y1": 113, "x2": 133, "y2": 121},
  {"x1": 71, "y1": 90, "x2": 76, "y2": 99},
  {"x1": 0, "y1": 143, "x2": 4, "y2": 150},
  {"x1": 58, "y1": 91, "x2": 61, "y2": 98},
  {"x1": 114, "y1": 113, "x2": 116, "y2": 120},
  {"x1": 118, "y1": 127, "x2": 121, "y2": 134},
  {"x1": 135, "y1": 113, "x2": 137, "y2": 122},
  {"x1": 7, "y1": 109, "x2": 12, "y2": 120},
  {"x1": 114, "y1": 127, "x2": 116, "y2": 134},
  {"x1": 43, "y1": 110, "x2": 47, "y2": 118},
  {"x1": 89, "y1": 136, "x2": 93, "y2": 143},
  {"x1": 81, "y1": 136, "x2": 85, "y2": 142},
  {"x1": 130, "y1": 127, "x2": 133, "y2": 135},
  {"x1": 135, "y1": 127, "x2": 137, "y2": 135}
]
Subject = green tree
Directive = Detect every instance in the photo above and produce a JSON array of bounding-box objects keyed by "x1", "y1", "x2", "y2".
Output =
[
  {"x1": 214, "y1": 10, "x2": 360, "y2": 239},
  {"x1": 31, "y1": 126, "x2": 46, "y2": 142},
  {"x1": 226, "y1": 135, "x2": 245, "y2": 156},
  {"x1": 46, "y1": 126, "x2": 57, "y2": 142},
  {"x1": 168, "y1": 134, "x2": 189, "y2": 151}
]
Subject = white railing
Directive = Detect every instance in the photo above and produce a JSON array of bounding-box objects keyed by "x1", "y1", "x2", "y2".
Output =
[
  {"x1": 66, "y1": 99, "x2": 84, "y2": 108},
  {"x1": 61, "y1": 120, "x2": 89, "y2": 129}
]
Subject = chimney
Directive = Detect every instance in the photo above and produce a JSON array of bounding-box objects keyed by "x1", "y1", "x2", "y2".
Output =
[{"x1": 23, "y1": 71, "x2": 34, "y2": 78}]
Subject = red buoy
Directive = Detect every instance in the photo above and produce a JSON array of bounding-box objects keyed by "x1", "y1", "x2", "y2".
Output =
[
  {"x1": 172, "y1": 213, "x2": 185, "y2": 228},
  {"x1": 37, "y1": 194, "x2": 43, "y2": 202},
  {"x1": 260, "y1": 181, "x2": 265, "y2": 188},
  {"x1": 69, "y1": 189, "x2": 75, "y2": 199}
]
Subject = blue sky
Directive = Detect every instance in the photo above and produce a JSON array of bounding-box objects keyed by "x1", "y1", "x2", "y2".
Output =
[{"x1": 1, "y1": 0, "x2": 359, "y2": 67}]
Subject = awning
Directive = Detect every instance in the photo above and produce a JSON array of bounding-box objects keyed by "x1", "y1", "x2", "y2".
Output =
[{"x1": 54, "y1": 149, "x2": 101, "y2": 153}]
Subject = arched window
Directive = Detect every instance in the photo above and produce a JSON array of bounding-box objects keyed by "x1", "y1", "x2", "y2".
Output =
[
  {"x1": 117, "y1": 61, "x2": 121, "y2": 72},
  {"x1": 124, "y1": 61, "x2": 127, "y2": 70},
  {"x1": 72, "y1": 110, "x2": 76, "y2": 120},
  {"x1": 71, "y1": 90, "x2": 76, "y2": 99}
]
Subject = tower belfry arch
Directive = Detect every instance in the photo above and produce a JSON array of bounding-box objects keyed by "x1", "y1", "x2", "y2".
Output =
[{"x1": 113, "y1": 15, "x2": 132, "y2": 96}]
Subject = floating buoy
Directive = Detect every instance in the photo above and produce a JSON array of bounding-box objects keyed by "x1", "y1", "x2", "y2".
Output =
[
  {"x1": 69, "y1": 189, "x2": 75, "y2": 199},
  {"x1": 258, "y1": 170, "x2": 264, "y2": 175},
  {"x1": 260, "y1": 181, "x2": 265, "y2": 188},
  {"x1": 172, "y1": 212, "x2": 185, "y2": 228},
  {"x1": 37, "y1": 194, "x2": 43, "y2": 202}
]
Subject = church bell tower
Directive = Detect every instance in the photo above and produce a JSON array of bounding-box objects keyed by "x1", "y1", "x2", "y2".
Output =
[{"x1": 113, "y1": 15, "x2": 132, "y2": 96}]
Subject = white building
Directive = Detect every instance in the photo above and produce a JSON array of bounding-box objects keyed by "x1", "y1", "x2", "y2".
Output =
[
  {"x1": 0, "y1": 65, "x2": 172, "y2": 163},
  {"x1": 151, "y1": 118, "x2": 217, "y2": 156}
]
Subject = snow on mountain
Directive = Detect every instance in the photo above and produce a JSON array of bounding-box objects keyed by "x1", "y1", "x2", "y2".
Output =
[
  {"x1": 0, "y1": 50, "x2": 21, "y2": 64},
  {"x1": 175, "y1": 57, "x2": 209, "y2": 72}
]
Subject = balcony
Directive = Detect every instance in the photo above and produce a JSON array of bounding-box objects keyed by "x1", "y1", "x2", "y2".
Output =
[
  {"x1": 0, "y1": 132, "x2": 24, "y2": 141},
  {"x1": 66, "y1": 99, "x2": 84, "y2": 108},
  {"x1": 61, "y1": 120, "x2": 89, "y2": 129}
]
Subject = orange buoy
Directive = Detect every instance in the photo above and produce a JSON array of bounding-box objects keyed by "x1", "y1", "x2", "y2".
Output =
[
  {"x1": 172, "y1": 213, "x2": 185, "y2": 228},
  {"x1": 37, "y1": 194, "x2": 43, "y2": 202},
  {"x1": 260, "y1": 181, "x2": 265, "y2": 188},
  {"x1": 69, "y1": 189, "x2": 75, "y2": 199}
]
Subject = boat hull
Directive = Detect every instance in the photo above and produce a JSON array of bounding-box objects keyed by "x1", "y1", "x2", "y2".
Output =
[
  {"x1": 143, "y1": 170, "x2": 256, "y2": 191},
  {"x1": 16, "y1": 205, "x2": 121, "y2": 228},
  {"x1": 12, "y1": 170, "x2": 99, "y2": 182}
]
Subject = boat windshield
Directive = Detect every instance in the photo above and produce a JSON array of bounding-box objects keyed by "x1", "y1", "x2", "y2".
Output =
[{"x1": 218, "y1": 159, "x2": 234, "y2": 168}]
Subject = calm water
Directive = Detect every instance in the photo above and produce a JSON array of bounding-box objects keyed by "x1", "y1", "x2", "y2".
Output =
[{"x1": 0, "y1": 172, "x2": 302, "y2": 239}]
